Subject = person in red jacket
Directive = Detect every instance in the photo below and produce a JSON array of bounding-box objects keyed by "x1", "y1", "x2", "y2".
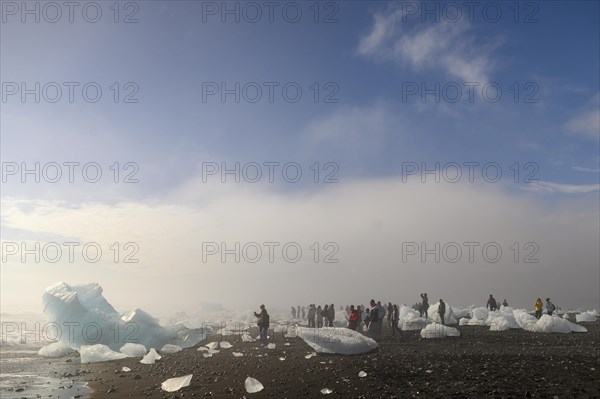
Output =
[{"x1": 348, "y1": 305, "x2": 358, "y2": 330}]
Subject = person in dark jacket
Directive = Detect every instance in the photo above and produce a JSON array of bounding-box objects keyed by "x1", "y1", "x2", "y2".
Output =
[
  {"x1": 307, "y1": 304, "x2": 316, "y2": 327},
  {"x1": 316, "y1": 305, "x2": 323, "y2": 328},
  {"x1": 391, "y1": 304, "x2": 401, "y2": 336},
  {"x1": 254, "y1": 304, "x2": 270, "y2": 345},
  {"x1": 387, "y1": 302, "x2": 393, "y2": 328},
  {"x1": 367, "y1": 299, "x2": 379, "y2": 340},
  {"x1": 328, "y1": 304, "x2": 335, "y2": 327},
  {"x1": 487, "y1": 295, "x2": 498, "y2": 311},
  {"x1": 546, "y1": 298, "x2": 556, "y2": 316},
  {"x1": 438, "y1": 299, "x2": 446, "y2": 325},
  {"x1": 420, "y1": 293, "x2": 429, "y2": 317}
]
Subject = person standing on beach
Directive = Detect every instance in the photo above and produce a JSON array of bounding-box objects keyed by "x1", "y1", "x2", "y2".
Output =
[
  {"x1": 316, "y1": 305, "x2": 323, "y2": 328},
  {"x1": 291, "y1": 306, "x2": 297, "y2": 319},
  {"x1": 534, "y1": 298, "x2": 543, "y2": 319},
  {"x1": 367, "y1": 299, "x2": 379, "y2": 340},
  {"x1": 376, "y1": 301, "x2": 385, "y2": 337},
  {"x1": 438, "y1": 299, "x2": 446, "y2": 325},
  {"x1": 348, "y1": 305, "x2": 358, "y2": 330},
  {"x1": 307, "y1": 304, "x2": 316, "y2": 327},
  {"x1": 502, "y1": 299, "x2": 509, "y2": 307},
  {"x1": 391, "y1": 304, "x2": 401, "y2": 336},
  {"x1": 329, "y1": 304, "x2": 336, "y2": 327},
  {"x1": 546, "y1": 298, "x2": 556, "y2": 316},
  {"x1": 297, "y1": 305, "x2": 300, "y2": 319},
  {"x1": 356, "y1": 306, "x2": 364, "y2": 333},
  {"x1": 387, "y1": 302, "x2": 393, "y2": 328},
  {"x1": 487, "y1": 295, "x2": 498, "y2": 311},
  {"x1": 323, "y1": 304, "x2": 329, "y2": 326},
  {"x1": 254, "y1": 304, "x2": 270, "y2": 346},
  {"x1": 420, "y1": 293, "x2": 429, "y2": 318}
]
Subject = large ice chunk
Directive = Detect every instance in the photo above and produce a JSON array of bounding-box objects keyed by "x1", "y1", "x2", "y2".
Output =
[
  {"x1": 427, "y1": 302, "x2": 457, "y2": 325},
  {"x1": 296, "y1": 327, "x2": 377, "y2": 355},
  {"x1": 420, "y1": 323, "x2": 460, "y2": 338},
  {"x1": 120, "y1": 343, "x2": 147, "y2": 357},
  {"x1": 398, "y1": 306, "x2": 431, "y2": 331},
  {"x1": 161, "y1": 374, "x2": 193, "y2": 392},
  {"x1": 575, "y1": 311, "x2": 597, "y2": 322},
  {"x1": 42, "y1": 282, "x2": 202, "y2": 350},
  {"x1": 160, "y1": 344, "x2": 182, "y2": 354},
  {"x1": 38, "y1": 342, "x2": 75, "y2": 358},
  {"x1": 80, "y1": 344, "x2": 128, "y2": 363},
  {"x1": 514, "y1": 310, "x2": 587, "y2": 333}
]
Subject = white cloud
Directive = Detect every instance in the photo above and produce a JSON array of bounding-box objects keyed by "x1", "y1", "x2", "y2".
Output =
[
  {"x1": 565, "y1": 94, "x2": 600, "y2": 140},
  {"x1": 357, "y1": 7, "x2": 498, "y2": 83},
  {"x1": 572, "y1": 166, "x2": 600, "y2": 173},
  {"x1": 523, "y1": 181, "x2": 600, "y2": 194}
]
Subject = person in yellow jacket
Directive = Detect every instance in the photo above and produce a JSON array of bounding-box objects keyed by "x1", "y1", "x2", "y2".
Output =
[{"x1": 534, "y1": 298, "x2": 543, "y2": 319}]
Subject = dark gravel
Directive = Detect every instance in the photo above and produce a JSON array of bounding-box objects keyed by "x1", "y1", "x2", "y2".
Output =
[{"x1": 84, "y1": 321, "x2": 600, "y2": 399}]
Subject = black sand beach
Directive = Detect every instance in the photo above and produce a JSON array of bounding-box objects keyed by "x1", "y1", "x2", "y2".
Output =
[{"x1": 83, "y1": 320, "x2": 600, "y2": 399}]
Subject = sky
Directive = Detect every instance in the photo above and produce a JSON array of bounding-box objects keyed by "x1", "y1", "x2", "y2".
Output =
[{"x1": 1, "y1": 0, "x2": 599, "y2": 316}]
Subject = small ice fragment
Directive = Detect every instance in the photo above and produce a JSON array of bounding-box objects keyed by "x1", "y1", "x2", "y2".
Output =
[
  {"x1": 267, "y1": 343, "x2": 276, "y2": 349},
  {"x1": 358, "y1": 371, "x2": 367, "y2": 377},
  {"x1": 245, "y1": 377, "x2": 264, "y2": 393},
  {"x1": 279, "y1": 357, "x2": 285, "y2": 361},
  {"x1": 203, "y1": 353, "x2": 212, "y2": 358},
  {"x1": 321, "y1": 388, "x2": 333, "y2": 394},
  {"x1": 284, "y1": 342, "x2": 290, "y2": 346},
  {"x1": 140, "y1": 348, "x2": 162, "y2": 365},
  {"x1": 205, "y1": 342, "x2": 219, "y2": 350},
  {"x1": 160, "y1": 344, "x2": 182, "y2": 354},
  {"x1": 220, "y1": 341, "x2": 233, "y2": 349},
  {"x1": 122, "y1": 367, "x2": 131, "y2": 372},
  {"x1": 197, "y1": 347, "x2": 208, "y2": 352},
  {"x1": 208, "y1": 349, "x2": 220, "y2": 354},
  {"x1": 161, "y1": 374, "x2": 192, "y2": 392},
  {"x1": 425, "y1": 370, "x2": 433, "y2": 374},
  {"x1": 305, "y1": 353, "x2": 314, "y2": 359},
  {"x1": 233, "y1": 352, "x2": 244, "y2": 357}
]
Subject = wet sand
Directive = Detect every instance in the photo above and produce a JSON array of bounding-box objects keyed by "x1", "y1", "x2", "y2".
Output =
[{"x1": 83, "y1": 320, "x2": 599, "y2": 399}]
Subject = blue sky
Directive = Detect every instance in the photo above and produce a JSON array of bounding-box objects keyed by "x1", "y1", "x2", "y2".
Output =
[{"x1": 1, "y1": 1, "x2": 599, "y2": 313}]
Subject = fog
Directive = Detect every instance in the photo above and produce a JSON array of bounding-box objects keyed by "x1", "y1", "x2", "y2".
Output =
[{"x1": 2, "y1": 177, "x2": 598, "y2": 315}]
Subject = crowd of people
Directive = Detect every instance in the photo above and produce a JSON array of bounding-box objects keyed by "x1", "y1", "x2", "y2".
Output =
[{"x1": 253, "y1": 295, "x2": 559, "y2": 345}]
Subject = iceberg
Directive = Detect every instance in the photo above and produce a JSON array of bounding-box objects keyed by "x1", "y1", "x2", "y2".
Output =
[
  {"x1": 38, "y1": 342, "x2": 75, "y2": 358},
  {"x1": 42, "y1": 282, "x2": 203, "y2": 351},
  {"x1": 80, "y1": 344, "x2": 128, "y2": 363},
  {"x1": 420, "y1": 323, "x2": 460, "y2": 338},
  {"x1": 296, "y1": 327, "x2": 377, "y2": 355},
  {"x1": 161, "y1": 374, "x2": 193, "y2": 392},
  {"x1": 245, "y1": 377, "x2": 264, "y2": 393},
  {"x1": 120, "y1": 343, "x2": 147, "y2": 357},
  {"x1": 140, "y1": 348, "x2": 161, "y2": 364}
]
